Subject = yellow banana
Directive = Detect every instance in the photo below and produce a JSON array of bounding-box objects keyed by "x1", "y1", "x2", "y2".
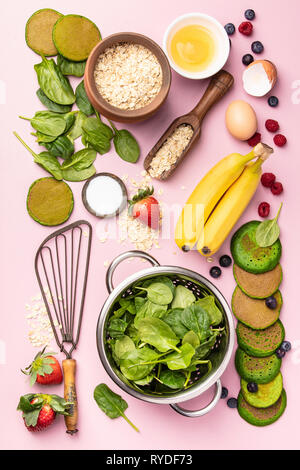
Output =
[
  {"x1": 175, "y1": 147, "x2": 259, "y2": 251},
  {"x1": 197, "y1": 143, "x2": 274, "y2": 257}
]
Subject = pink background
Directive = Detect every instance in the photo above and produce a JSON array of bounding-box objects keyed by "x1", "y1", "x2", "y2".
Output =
[{"x1": 1, "y1": 0, "x2": 299, "y2": 450}]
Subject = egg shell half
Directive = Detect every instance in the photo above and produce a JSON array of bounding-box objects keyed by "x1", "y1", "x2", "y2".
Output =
[{"x1": 225, "y1": 100, "x2": 258, "y2": 141}]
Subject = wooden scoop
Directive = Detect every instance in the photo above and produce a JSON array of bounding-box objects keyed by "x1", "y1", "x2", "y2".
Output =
[{"x1": 144, "y1": 70, "x2": 234, "y2": 180}]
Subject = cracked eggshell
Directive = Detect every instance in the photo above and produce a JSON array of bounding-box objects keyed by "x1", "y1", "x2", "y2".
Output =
[
  {"x1": 225, "y1": 100, "x2": 258, "y2": 141},
  {"x1": 243, "y1": 60, "x2": 277, "y2": 97}
]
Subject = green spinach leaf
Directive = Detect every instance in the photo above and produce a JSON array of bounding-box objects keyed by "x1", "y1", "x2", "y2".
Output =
[
  {"x1": 82, "y1": 116, "x2": 113, "y2": 154},
  {"x1": 94, "y1": 383, "x2": 139, "y2": 432},
  {"x1": 107, "y1": 318, "x2": 128, "y2": 339},
  {"x1": 75, "y1": 80, "x2": 94, "y2": 116},
  {"x1": 171, "y1": 285, "x2": 196, "y2": 309},
  {"x1": 62, "y1": 148, "x2": 97, "y2": 171},
  {"x1": 67, "y1": 111, "x2": 87, "y2": 140},
  {"x1": 134, "y1": 375, "x2": 154, "y2": 386},
  {"x1": 136, "y1": 282, "x2": 173, "y2": 306},
  {"x1": 114, "y1": 335, "x2": 135, "y2": 360},
  {"x1": 14, "y1": 132, "x2": 62, "y2": 180},
  {"x1": 163, "y1": 343, "x2": 195, "y2": 370},
  {"x1": 32, "y1": 131, "x2": 57, "y2": 143},
  {"x1": 159, "y1": 370, "x2": 185, "y2": 390},
  {"x1": 110, "y1": 122, "x2": 140, "y2": 163},
  {"x1": 256, "y1": 203, "x2": 283, "y2": 247},
  {"x1": 36, "y1": 88, "x2": 72, "y2": 114},
  {"x1": 57, "y1": 54, "x2": 86, "y2": 77},
  {"x1": 20, "y1": 111, "x2": 67, "y2": 137},
  {"x1": 134, "y1": 300, "x2": 167, "y2": 328},
  {"x1": 120, "y1": 347, "x2": 159, "y2": 381},
  {"x1": 181, "y1": 304, "x2": 211, "y2": 341},
  {"x1": 43, "y1": 135, "x2": 74, "y2": 159},
  {"x1": 182, "y1": 330, "x2": 200, "y2": 348},
  {"x1": 137, "y1": 317, "x2": 180, "y2": 353},
  {"x1": 62, "y1": 164, "x2": 96, "y2": 182},
  {"x1": 163, "y1": 308, "x2": 188, "y2": 339},
  {"x1": 34, "y1": 55, "x2": 75, "y2": 105},
  {"x1": 195, "y1": 296, "x2": 223, "y2": 326}
]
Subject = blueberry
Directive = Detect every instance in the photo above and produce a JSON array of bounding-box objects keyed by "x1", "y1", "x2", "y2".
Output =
[
  {"x1": 219, "y1": 255, "x2": 232, "y2": 268},
  {"x1": 182, "y1": 245, "x2": 190, "y2": 252},
  {"x1": 276, "y1": 348, "x2": 286, "y2": 359},
  {"x1": 245, "y1": 9, "x2": 255, "y2": 20},
  {"x1": 265, "y1": 296, "x2": 277, "y2": 310},
  {"x1": 242, "y1": 54, "x2": 254, "y2": 66},
  {"x1": 251, "y1": 41, "x2": 264, "y2": 54},
  {"x1": 268, "y1": 96, "x2": 279, "y2": 107},
  {"x1": 221, "y1": 387, "x2": 228, "y2": 399},
  {"x1": 281, "y1": 341, "x2": 291, "y2": 352},
  {"x1": 227, "y1": 397, "x2": 238, "y2": 408},
  {"x1": 210, "y1": 266, "x2": 222, "y2": 278},
  {"x1": 224, "y1": 23, "x2": 235, "y2": 36},
  {"x1": 247, "y1": 382, "x2": 258, "y2": 393}
]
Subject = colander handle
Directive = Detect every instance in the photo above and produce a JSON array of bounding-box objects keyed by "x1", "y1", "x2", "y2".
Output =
[
  {"x1": 106, "y1": 250, "x2": 160, "y2": 293},
  {"x1": 169, "y1": 379, "x2": 222, "y2": 417}
]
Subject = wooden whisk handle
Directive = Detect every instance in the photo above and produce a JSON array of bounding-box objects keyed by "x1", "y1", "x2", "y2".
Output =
[
  {"x1": 62, "y1": 359, "x2": 78, "y2": 435},
  {"x1": 191, "y1": 70, "x2": 234, "y2": 122}
]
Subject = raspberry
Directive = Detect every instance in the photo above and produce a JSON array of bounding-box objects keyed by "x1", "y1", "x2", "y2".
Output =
[
  {"x1": 265, "y1": 119, "x2": 279, "y2": 132},
  {"x1": 238, "y1": 22, "x2": 253, "y2": 35},
  {"x1": 274, "y1": 134, "x2": 287, "y2": 147},
  {"x1": 271, "y1": 182, "x2": 283, "y2": 195},
  {"x1": 248, "y1": 132, "x2": 261, "y2": 147},
  {"x1": 261, "y1": 173, "x2": 276, "y2": 188},
  {"x1": 258, "y1": 202, "x2": 270, "y2": 218}
]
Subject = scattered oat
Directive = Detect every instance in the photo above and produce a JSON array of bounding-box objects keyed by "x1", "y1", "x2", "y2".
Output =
[
  {"x1": 148, "y1": 125, "x2": 194, "y2": 178},
  {"x1": 104, "y1": 260, "x2": 109, "y2": 267},
  {"x1": 94, "y1": 42, "x2": 162, "y2": 110},
  {"x1": 140, "y1": 170, "x2": 147, "y2": 177},
  {"x1": 24, "y1": 293, "x2": 55, "y2": 348},
  {"x1": 119, "y1": 211, "x2": 159, "y2": 251},
  {"x1": 207, "y1": 257, "x2": 214, "y2": 263},
  {"x1": 158, "y1": 188, "x2": 163, "y2": 196},
  {"x1": 181, "y1": 186, "x2": 186, "y2": 190}
]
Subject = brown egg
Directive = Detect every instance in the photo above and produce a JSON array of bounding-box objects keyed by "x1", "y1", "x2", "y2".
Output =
[{"x1": 225, "y1": 100, "x2": 258, "y2": 141}]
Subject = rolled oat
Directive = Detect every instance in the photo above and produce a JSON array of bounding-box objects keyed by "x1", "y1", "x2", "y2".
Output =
[
  {"x1": 94, "y1": 42, "x2": 163, "y2": 110},
  {"x1": 148, "y1": 124, "x2": 194, "y2": 178}
]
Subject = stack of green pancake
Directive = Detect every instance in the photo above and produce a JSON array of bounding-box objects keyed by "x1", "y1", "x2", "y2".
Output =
[{"x1": 230, "y1": 221, "x2": 286, "y2": 426}]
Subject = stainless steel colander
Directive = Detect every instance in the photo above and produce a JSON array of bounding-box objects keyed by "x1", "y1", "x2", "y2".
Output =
[{"x1": 96, "y1": 250, "x2": 234, "y2": 417}]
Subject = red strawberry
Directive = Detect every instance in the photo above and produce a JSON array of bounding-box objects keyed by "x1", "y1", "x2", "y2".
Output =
[
  {"x1": 27, "y1": 401, "x2": 56, "y2": 432},
  {"x1": 128, "y1": 186, "x2": 160, "y2": 230},
  {"x1": 22, "y1": 347, "x2": 63, "y2": 386},
  {"x1": 17, "y1": 393, "x2": 70, "y2": 432}
]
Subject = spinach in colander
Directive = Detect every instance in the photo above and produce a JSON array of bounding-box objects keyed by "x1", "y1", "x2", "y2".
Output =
[{"x1": 105, "y1": 276, "x2": 225, "y2": 394}]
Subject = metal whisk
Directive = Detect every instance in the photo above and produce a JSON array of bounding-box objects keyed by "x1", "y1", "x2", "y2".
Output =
[{"x1": 35, "y1": 220, "x2": 92, "y2": 434}]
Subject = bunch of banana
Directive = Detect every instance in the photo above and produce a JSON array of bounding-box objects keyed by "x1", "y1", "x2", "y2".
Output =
[{"x1": 175, "y1": 143, "x2": 273, "y2": 256}]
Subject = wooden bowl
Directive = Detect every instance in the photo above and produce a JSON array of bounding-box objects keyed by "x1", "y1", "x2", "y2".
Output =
[{"x1": 84, "y1": 32, "x2": 172, "y2": 123}]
